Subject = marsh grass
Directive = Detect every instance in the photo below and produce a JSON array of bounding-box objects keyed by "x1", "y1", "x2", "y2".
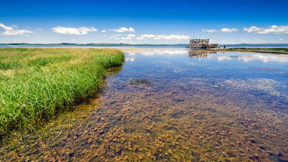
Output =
[
  {"x1": 0, "y1": 48, "x2": 124, "y2": 138},
  {"x1": 0, "y1": 61, "x2": 21, "y2": 70},
  {"x1": 27, "y1": 56, "x2": 74, "y2": 66}
]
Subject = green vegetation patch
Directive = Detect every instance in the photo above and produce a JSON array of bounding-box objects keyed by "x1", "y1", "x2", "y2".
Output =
[
  {"x1": 0, "y1": 61, "x2": 21, "y2": 70},
  {"x1": 0, "y1": 48, "x2": 124, "y2": 138},
  {"x1": 27, "y1": 56, "x2": 74, "y2": 66}
]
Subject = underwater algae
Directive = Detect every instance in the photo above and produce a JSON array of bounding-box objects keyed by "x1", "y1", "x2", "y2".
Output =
[
  {"x1": 1, "y1": 77, "x2": 287, "y2": 161},
  {"x1": 0, "y1": 49, "x2": 287, "y2": 161}
]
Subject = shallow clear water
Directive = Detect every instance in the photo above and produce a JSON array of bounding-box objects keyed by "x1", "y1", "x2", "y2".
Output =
[{"x1": 1, "y1": 48, "x2": 288, "y2": 161}]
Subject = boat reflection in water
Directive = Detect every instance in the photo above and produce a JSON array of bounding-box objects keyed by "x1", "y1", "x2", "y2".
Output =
[{"x1": 188, "y1": 50, "x2": 217, "y2": 59}]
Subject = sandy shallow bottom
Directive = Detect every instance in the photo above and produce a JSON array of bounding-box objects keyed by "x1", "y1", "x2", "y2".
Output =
[{"x1": 1, "y1": 49, "x2": 287, "y2": 161}]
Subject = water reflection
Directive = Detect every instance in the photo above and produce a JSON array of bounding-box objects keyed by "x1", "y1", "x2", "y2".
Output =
[
  {"x1": 124, "y1": 48, "x2": 188, "y2": 56},
  {"x1": 238, "y1": 54, "x2": 288, "y2": 63},
  {"x1": 217, "y1": 54, "x2": 288, "y2": 63},
  {"x1": 1, "y1": 48, "x2": 288, "y2": 161},
  {"x1": 188, "y1": 50, "x2": 217, "y2": 59},
  {"x1": 224, "y1": 78, "x2": 287, "y2": 97},
  {"x1": 125, "y1": 56, "x2": 135, "y2": 62},
  {"x1": 217, "y1": 56, "x2": 233, "y2": 61}
]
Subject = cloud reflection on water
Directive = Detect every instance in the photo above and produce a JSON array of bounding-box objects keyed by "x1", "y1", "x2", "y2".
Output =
[
  {"x1": 123, "y1": 48, "x2": 188, "y2": 56},
  {"x1": 224, "y1": 78, "x2": 286, "y2": 97},
  {"x1": 238, "y1": 54, "x2": 288, "y2": 63},
  {"x1": 218, "y1": 54, "x2": 288, "y2": 63},
  {"x1": 217, "y1": 56, "x2": 233, "y2": 61},
  {"x1": 122, "y1": 48, "x2": 288, "y2": 64}
]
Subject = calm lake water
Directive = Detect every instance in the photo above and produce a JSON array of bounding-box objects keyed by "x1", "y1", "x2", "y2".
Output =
[
  {"x1": 1, "y1": 48, "x2": 288, "y2": 161},
  {"x1": 1, "y1": 44, "x2": 288, "y2": 48}
]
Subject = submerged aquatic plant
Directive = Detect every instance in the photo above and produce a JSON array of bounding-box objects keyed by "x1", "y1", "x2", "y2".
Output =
[
  {"x1": 0, "y1": 48, "x2": 124, "y2": 138},
  {"x1": 129, "y1": 78, "x2": 152, "y2": 85}
]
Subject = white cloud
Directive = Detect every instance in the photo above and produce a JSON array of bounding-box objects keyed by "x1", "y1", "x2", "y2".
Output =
[
  {"x1": 202, "y1": 28, "x2": 238, "y2": 33},
  {"x1": 111, "y1": 34, "x2": 135, "y2": 40},
  {"x1": 243, "y1": 25, "x2": 288, "y2": 34},
  {"x1": 136, "y1": 34, "x2": 156, "y2": 40},
  {"x1": 221, "y1": 28, "x2": 239, "y2": 33},
  {"x1": 136, "y1": 34, "x2": 189, "y2": 40},
  {"x1": 0, "y1": 23, "x2": 34, "y2": 36},
  {"x1": 52, "y1": 26, "x2": 97, "y2": 35},
  {"x1": 111, "y1": 34, "x2": 121, "y2": 39},
  {"x1": 110, "y1": 27, "x2": 135, "y2": 33},
  {"x1": 123, "y1": 34, "x2": 136, "y2": 40},
  {"x1": 0, "y1": 23, "x2": 13, "y2": 31},
  {"x1": 202, "y1": 29, "x2": 218, "y2": 33},
  {"x1": 102, "y1": 30, "x2": 107, "y2": 33}
]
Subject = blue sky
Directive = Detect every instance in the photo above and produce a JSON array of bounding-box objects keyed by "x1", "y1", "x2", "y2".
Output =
[{"x1": 0, "y1": 0, "x2": 288, "y2": 44}]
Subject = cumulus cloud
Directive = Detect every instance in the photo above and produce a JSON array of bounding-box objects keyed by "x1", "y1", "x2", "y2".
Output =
[
  {"x1": 0, "y1": 23, "x2": 34, "y2": 36},
  {"x1": 0, "y1": 23, "x2": 13, "y2": 31},
  {"x1": 123, "y1": 34, "x2": 136, "y2": 40},
  {"x1": 101, "y1": 30, "x2": 107, "y2": 33},
  {"x1": 111, "y1": 34, "x2": 136, "y2": 40},
  {"x1": 202, "y1": 29, "x2": 218, "y2": 33},
  {"x1": 202, "y1": 28, "x2": 238, "y2": 33},
  {"x1": 136, "y1": 34, "x2": 156, "y2": 40},
  {"x1": 110, "y1": 27, "x2": 135, "y2": 33},
  {"x1": 136, "y1": 34, "x2": 189, "y2": 40},
  {"x1": 221, "y1": 28, "x2": 239, "y2": 33},
  {"x1": 243, "y1": 25, "x2": 288, "y2": 34},
  {"x1": 52, "y1": 26, "x2": 97, "y2": 35}
]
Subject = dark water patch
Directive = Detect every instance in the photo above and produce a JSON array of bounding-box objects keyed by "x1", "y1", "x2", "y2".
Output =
[{"x1": 128, "y1": 78, "x2": 152, "y2": 85}]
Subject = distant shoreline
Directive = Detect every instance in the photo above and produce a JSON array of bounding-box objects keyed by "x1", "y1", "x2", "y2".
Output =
[{"x1": 193, "y1": 48, "x2": 288, "y2": 54}]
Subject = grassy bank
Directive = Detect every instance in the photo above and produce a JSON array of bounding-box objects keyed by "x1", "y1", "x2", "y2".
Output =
[{"x1": 0, "y1": 48, "x2": 124, "y2": 138}]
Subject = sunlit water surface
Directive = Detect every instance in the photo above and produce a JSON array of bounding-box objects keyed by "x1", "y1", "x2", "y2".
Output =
[{"x1": 1, "y1": 48, "x2": 288, "y2": 161}]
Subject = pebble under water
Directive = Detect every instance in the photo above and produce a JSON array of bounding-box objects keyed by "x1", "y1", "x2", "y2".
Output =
[{"x1": 1, "y1": 48, "x2": 288, "y2": 161}]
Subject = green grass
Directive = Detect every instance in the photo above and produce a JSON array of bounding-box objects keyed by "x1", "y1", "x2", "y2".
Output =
[
  {"x1": 0, "y1": 48, "x2": 124, "y2": 138},
  {"x1": 27, "y1": 56, "x2": 74, "y2": 66},
  {"x1": 0, "y1": 61, "x2": 22, "y2": 70}
]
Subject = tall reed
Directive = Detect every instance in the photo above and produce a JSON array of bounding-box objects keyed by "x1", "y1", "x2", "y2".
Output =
[{"x1": 0, "y1": 48, "x2": 124, "y2": 138}]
